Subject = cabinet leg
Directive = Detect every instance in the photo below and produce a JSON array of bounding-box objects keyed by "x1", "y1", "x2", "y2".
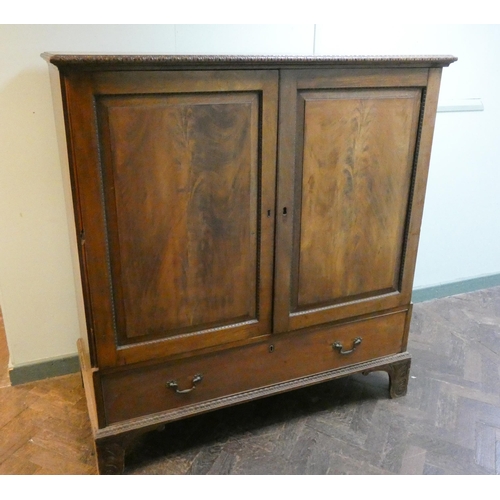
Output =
[
  {"x1": 362, "y1": 355, "x2": 411, "y2": 399},
  {"x1": 95, "y1": 439, "x2": 126, "y2": 475},
  {"x1": 386, "y1": 358, "x2": 411, "y2": 398}
]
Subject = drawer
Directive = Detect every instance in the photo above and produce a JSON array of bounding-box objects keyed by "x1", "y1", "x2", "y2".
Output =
[{"x1": 101, "y1": 309, "x2": 408, "y2": 424}]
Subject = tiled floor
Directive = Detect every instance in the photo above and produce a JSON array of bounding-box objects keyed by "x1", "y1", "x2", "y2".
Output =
[{"x1": 1, "y1": 287, "x2": 500, "y2": 474}]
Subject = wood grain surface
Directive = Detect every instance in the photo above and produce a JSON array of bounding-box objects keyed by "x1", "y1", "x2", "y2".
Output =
[
  {"x1": 50, "y1": 59, "x2": 455, "y2": 474},
  {"x1": 61, "y1": 69, "x2": 279, "y2": 367},
  {"x1": 272, "y1": 68, "x2": 432, "y2": 335},
  {"x1": 296, "y1": 89, "x2": 421, "y2": 307},
  {"x1": 100, "y1": 310, "x2": 407, "y2": 424},
  {"x1": 99, "y1": 92, "x2": 259, "y2": 339}
]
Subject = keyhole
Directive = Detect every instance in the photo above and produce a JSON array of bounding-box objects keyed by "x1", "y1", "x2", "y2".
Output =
[
  {"x1": 282, "y1": 207, "x2": 287, "y2": 216},
  {"x1": 267, "y1": 209, "x2": 271, "y2": 217},
  {"x1": 268, "y1": 344, "x2": 275, "y2": 353}
]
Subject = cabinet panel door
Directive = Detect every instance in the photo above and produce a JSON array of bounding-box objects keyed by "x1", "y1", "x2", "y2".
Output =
[
  {"x1": 63, "y1": 70, "x2": 278, "y2": 367},
  {"x1": 274, "y1": 69, "x2": 436, "y2": 332}
]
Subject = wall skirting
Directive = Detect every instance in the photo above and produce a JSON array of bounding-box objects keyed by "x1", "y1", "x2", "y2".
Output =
[
  {"x1": 9, "y1": 354, "x2": 80, "y2": 386},
  {"x1": 412, "y1": 273, "x2": 500, "y2": 303},
  {"x1": 8, "y1": 273, "x2": 500, "y2": 385}
]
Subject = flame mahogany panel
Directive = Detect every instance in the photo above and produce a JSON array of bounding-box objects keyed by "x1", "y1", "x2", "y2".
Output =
[{"x1": 97, "y1": 93, "x2": 260, "y2": 341}]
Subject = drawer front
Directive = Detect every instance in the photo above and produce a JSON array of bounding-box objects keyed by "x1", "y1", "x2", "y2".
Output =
[{"x1": 101, "y1": 310, "x2": 408, "y2": 424}]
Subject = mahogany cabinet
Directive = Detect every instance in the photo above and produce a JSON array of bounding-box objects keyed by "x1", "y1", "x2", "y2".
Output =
[{"x1": 43, "y1": 54, "x2": 456, "y2": 474}]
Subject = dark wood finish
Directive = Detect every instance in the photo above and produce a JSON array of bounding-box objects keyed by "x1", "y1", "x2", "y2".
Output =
[
  {"x1": 101, "y1": 310, "x2": 408, "y2": 424},
  {"x1": 296, "y1": 89, "x2": 420, "y2": 306},
  {"x1": 44, "y1": 54, "x2": 455, "y2": 474},
  {"x1": 274, "y1": 70, "x2": 428, "y2": 333},
  {"x1": 363, "y1": 356, "x2": 412, "y2": 398},
  {"x1": 62, "y1": 69, "x2": 278, "y2": 368},
  {"x1": 98, "y1": 91, "x2": 261, "y2": 340},
  {"x1": 95, "y1": 440, "x2": 126, "y2": 475},
  {"x1": 41, "y1": 53, "x2": 457, "y2": 70}
]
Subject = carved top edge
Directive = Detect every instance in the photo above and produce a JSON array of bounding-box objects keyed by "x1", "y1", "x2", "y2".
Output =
[{"x1": 41, "y1": 53, "x2": 457, "y2": 69}]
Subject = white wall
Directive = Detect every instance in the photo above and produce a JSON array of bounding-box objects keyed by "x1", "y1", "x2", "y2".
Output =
[{"x1": 0, "y1": 24, "x2": 499, "y2": 368}]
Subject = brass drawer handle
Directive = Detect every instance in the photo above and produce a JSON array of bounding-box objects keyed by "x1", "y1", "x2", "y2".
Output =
[
  {"x1": 332, "y1": 337, "x2": 362, "y2": 355},
  {"x1": 167, "y1": 374, "x2": 203, "y2": 394}
]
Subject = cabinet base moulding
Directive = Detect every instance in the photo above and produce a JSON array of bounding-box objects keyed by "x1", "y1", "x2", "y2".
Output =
[{"x1": 86, "y1": 351, "x2": 411, "y2": 475}]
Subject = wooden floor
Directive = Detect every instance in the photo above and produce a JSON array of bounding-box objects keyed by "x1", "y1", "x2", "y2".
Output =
[{"x1": 1, "y1": 286, "x2": 499, "y2": 474}]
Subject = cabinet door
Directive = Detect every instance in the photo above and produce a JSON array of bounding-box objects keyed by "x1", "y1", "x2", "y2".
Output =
[
  {"x1": 274, "y1": 68, "x2": 441, "y2": 332},
  {"x1": 63, "y1": 70, "x2": 278, "y2": 367}
]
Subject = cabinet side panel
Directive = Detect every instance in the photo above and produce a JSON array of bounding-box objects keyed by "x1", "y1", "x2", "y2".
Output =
[
  {"x1": 295, "y1": 89, "x2": 421, "y2": 309},
  {"x1": 399, "y1": 68, "x2": 443, "y2": 300},
  {"x1": 54, "y1": 69, "x2": 98, "y2": 366},
  {"x1": 49, "y1": 67, "x2": 89, "y2": 352},
  {"x1": 98, "y1": 93, "x2": 260, "y2": 341}
]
